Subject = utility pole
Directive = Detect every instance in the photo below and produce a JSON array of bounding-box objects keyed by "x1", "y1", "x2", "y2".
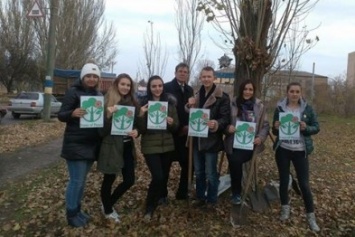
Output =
[
  {"x1": 311, "y1": 62, "x2": 315, "y2": 104},
  {"x1": 43, "y1": 0, "x2": 58, "y2": 122}
]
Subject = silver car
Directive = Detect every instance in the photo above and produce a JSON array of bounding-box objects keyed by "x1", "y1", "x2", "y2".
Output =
[{"x1": 7, "y1": 92, "x2": 62, "y2": 119}]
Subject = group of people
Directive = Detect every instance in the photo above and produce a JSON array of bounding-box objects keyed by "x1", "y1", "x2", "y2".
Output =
[{"x1": 58, "y1": 62, "x2": 320, "y2": 232}]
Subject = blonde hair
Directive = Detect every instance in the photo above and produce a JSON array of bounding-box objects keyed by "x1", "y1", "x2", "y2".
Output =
[{"x1": 104, "y1": 73, "x2": 138, "y2": 118}]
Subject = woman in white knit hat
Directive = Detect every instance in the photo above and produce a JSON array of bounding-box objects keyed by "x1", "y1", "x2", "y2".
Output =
[{"x1": 58, "y1": 63, "x2": 102, "y2": 227}]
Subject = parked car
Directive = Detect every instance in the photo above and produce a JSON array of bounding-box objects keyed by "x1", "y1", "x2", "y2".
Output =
[
  {"x1": 0, "y1": 106, "x2": 7, "y2": 123},
  {"x1": 7, "y1": 92, "x2": 62, "y2": 119}
]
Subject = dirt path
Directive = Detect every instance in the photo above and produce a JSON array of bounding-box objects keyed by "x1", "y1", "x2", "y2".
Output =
[{"x1": 0, "y1": 138, "x2": 62, "y2": 188}]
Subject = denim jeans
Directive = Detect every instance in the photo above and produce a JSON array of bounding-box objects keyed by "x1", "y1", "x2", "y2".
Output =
[
  {"x1": 65, "y1": 160, "x2": 93, "y2": 215},
  {"x1": 275, "y1": 146, "x2": 314, "y2": 213},
  {"x1": 101, "y1": 141, "x2": 135, "y2": 214},
  {"x1": 193, "y1": 147, "x2": 219, "y2": 204}
]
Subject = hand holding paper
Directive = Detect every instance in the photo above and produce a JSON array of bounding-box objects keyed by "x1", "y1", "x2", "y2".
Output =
[
  {"x1": 72, "y1": 108, "x2": 86, "y2": 118},
  {"x1": 207, "y1": 120, "x2": 218, "y2": 130},
  {"x1": 227, "y1": 125, "x2": 236, "y2": 134},
  {"x1": 107, "y1": 106, "x2": 118, "y2": 115},
  {"x1": 166, "y1": 116, "x2": 174, "y2": 125},
  {"x1": 139, "y1": 104, "x2": 148, "y2": 116},
  {"x1": 254, "y1": 137, "x2": 262, "y2": 145},
  {"x1": 300, "y1": 121, "x2": 306, "y2": 131},
  {"x1": 188, "y1": 97, "x2": 196, "y2": 107},
  {"x1": 127, "y1": 129, "x2": 139, "y2": 138}
]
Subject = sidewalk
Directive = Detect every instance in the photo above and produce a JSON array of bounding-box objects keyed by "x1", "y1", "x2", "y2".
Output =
[{"x1": 0, "y1": 138, "x2": 62, "y2": 188}]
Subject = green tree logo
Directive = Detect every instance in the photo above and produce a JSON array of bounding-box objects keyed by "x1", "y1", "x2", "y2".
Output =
[
  {"x1": 189, "y1": 110, "x2": 208, "y2": 132},
  {"x1": 235, "y1": 123, "x2": 255, "y2": 144},
  {"x1": 82, "y1": 98, "x2": 103, "y2": 122},
  {"x1": 280, "y1": 114, "x2": 299, "y2": 135},
  {"x1": 148, "y1": 103, "x2": 167, "y2": 124},
  {"x1": 113, "y1": 107, "x2": 134, "y2": 130}
]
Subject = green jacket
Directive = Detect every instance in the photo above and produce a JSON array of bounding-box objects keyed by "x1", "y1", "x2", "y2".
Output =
[
  {"x1": 272, "y1": 98, "x2": 320, "y2": 155},
  {"x1": 97, "y1": 105, "x2": 139, "y2": 174},
  {"x1": 137, "y1": 98, "x2": 179, "y2": 155}
]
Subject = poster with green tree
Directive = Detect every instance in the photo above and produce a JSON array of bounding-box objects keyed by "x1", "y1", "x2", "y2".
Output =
[
  {"x1": 80, "y1": 96, "x2": 104, "y2": 128},
  {"x1": 188, "y1": 108, "x2": 210, "y2": 138},
  {"x1": 147, "y1": 101, "x2": 168, "y2": 130},
  {"x1": 111, "y1": 105, "x2": 135, "y2": 135},
  {"x1": 233, "y1": 121, "x2": 256, "y2": 150},
  {"x1": 279, "y1": 112, "x2": 300, "y2": 140}
]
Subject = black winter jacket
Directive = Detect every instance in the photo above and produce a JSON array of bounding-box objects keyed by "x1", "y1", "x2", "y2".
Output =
[
  {"x1": 58, "y1": 79, "x2": 102, "y2": 161},
  {"x1": 164, "y1": 78, "x2": 193, "y2": 130},
  {"x1": 192, "y1": 85, "x2": 230, "y2": 152}
]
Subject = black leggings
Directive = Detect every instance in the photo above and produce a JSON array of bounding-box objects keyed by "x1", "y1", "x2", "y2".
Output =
[
  {"x1": 275, "y1": 146, "x2": 314, "y2": 213},
  {"x1": 101, "y1": 142, "x2": 135, "y2": 214},
  {"x1": 227, "y1": 148, "x2": 253, "y2": 196},
  {"x1": 144, "y1": 152, "x2": 171, "y2": 208}
]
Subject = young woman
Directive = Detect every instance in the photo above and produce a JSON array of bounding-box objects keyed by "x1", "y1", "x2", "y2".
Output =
[
  {"x1": 97, "y1": 73, "x2": 140, "y2": 223},
  {"x1": 58, "y1": 63, "x2": 102, "y2": 227},
  {"x1": 136, "y1": 75, "x2": 179, "y2": 221},
  {"x1": 272, "y1": 82, "x2": 320, "y2": 232},
  {"x1": 224, "y1": 80, "x2": 269, "y2": 205}
]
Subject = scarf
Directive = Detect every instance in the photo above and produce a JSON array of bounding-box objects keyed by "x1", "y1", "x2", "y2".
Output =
[
  {"x1": 199, "y1": 84, "x2": 216, "y2": 108},
  {"x1": 241, "y1": 99, "x2": 254, "y2": 122}
]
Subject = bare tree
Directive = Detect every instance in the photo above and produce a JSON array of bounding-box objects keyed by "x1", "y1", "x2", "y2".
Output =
[
  {"x1": 140, "y1": 20, "x2": 169, "y2": 79},
  {"x1": 274, "y1": 19, "x2": 319, "y2": 82},
  {"x1": 321, "y1": 73, "x2": 355, "y2": 117},
  {"x1": 174, "y1": 0, "x2": 205, "y2": 79},
  {"x1": 33, "y1": 0, "x2": 118, "y2": 70},
  {"x1": 0, "y1": 0, "x2": 40, "y2": 92},
  {"x1": 0, "y1": 0, "x2": 118, "y2": 93},
  {"x1": 197, "y1": 0, "x2": 319, "y2": 97}
]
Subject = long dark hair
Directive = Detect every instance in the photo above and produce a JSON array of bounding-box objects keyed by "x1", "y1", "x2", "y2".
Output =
[
  {"x1": 145, "y1": 75, "x2": 168, "y2": 102},
  {"x1": 236, "y1": 79, "x2": 256, "y2": 117}
]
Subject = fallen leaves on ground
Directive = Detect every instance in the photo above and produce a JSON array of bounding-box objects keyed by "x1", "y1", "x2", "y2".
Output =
[
  {"x1": 0, "y1": 119, "x2": 65, "y2": 153},
  {"x1": 0, "y1": 116, "x2": 355, "y2": 236}
]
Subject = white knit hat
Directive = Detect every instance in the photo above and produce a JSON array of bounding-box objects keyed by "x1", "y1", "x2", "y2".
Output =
[{"x1": 80, "y1": 63, "x2": 101, "y2": 80}]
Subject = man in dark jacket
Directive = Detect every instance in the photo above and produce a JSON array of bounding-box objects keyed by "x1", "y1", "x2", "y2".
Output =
[
  {"x1": 164, "y1": 62, "x2": 194, "y2": 200},
  {"x1": 186, "y1": 66, "x2": 230, "y2": 207}
]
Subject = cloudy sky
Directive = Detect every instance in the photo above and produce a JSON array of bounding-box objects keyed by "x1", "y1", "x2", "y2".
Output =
[{"x1": 105, "y1": 0, "x2": 355, "y2": 81}]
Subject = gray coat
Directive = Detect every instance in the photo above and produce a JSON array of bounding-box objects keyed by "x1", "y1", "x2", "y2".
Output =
[{"x1": 224, "y1": 98, "x2": 270, "y2": 155}]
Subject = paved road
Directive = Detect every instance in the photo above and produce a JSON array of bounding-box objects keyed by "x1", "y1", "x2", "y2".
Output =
[{"x1": 0, "y1": 138, "x2": 62, "y2": 188}]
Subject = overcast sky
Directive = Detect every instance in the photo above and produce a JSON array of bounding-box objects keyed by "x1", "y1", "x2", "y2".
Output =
[{"x1": 105, "y1": 0, "x2": 355, "y2": 81}]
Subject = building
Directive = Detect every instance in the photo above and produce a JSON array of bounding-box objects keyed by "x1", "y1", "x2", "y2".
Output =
[
  {"x1": 214, "y1": 68, "x2": 328, "y2": 101},
  {"x1": 346, "y1": 51, "x2": 355, "y2": 87},
  {"x1": 264, "y1": 70, "x2": 328, "y2": 101}
]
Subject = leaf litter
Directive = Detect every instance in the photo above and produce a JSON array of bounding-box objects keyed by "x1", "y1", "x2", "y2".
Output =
[{"x1": 0, "y1": 118, "x2": 354, "y2": 236}]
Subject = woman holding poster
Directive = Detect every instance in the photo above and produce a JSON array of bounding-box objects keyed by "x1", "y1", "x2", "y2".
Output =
[
  {"x1": 272, "y1": 82, "x2": 320, "y2": 232},
  {"x1": 97, "y1": 73, "x2": 140, "y2": 223},
  {"x1": 58, "y1": 63, "x2": 102, "y2": 227},
  {"x1": 224, "y1": 80, "x2": 269, "y2": 206},
  {"x1": 137, "y1": 75, "x2": 179, "y2": 221}
]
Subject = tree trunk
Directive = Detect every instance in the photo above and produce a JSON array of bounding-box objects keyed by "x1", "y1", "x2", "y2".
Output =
[{"x1": 233, "y1": 0, "x2": 272, "y2": 98}]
